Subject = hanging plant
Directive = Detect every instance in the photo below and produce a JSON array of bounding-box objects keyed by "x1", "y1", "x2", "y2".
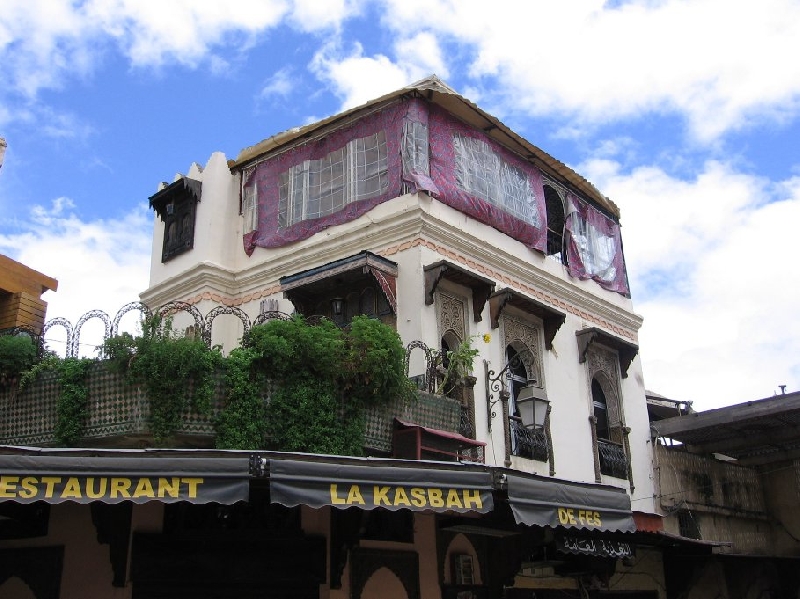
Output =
[
  {"x1": 52, "y1": 358, "x2": 94, "y2": 446},
  {"x1": 19, "y1": 354, "x2": 94, "y2": 447},
  {"x1": 434, "y1": 336, "x2": 479, "y2": 397}
]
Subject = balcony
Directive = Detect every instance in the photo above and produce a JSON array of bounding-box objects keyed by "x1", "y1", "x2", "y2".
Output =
[
  {"x1": 509, "y1": 416, "x2": 549, "y2": 462},
  {"x1": 0, "y1": 363, "x2": 464, "y2": 454},
  {"x1": 598, "y1": 438, "x2": 628, "y2": 479}
]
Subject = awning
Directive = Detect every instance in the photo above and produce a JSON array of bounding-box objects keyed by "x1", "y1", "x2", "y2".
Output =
[
  {"x1": 280, "y1": 251, "x2": 398, "y2": 313},
  {"x1": 269, "y1": 459, "x2": 493, "y2": 514},
  {"x1": 506, "y1": 474, "x2": 636, "y2": 533},
  {"x1": 576, "y1": 327, "x2": 638, "y2": 379},
  {"x1": 0, "y1": 455, "x2": 249, "y2": 505}
]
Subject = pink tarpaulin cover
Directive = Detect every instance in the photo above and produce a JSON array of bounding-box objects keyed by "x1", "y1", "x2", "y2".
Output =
[{"x1": 564, "y1": 193, "x2": 629, "y2": 295}]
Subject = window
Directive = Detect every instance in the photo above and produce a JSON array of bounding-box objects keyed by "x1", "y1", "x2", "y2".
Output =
[
  {"x1": 149, "y1": 178, "x2": 201, "y2": 263},
  {"x1": 571, "y1": 217, "x2": 618, "y2": 281},
  {"x1": 505, "y1": 342, "x2": 548, "y2": 462},
  {"x1": 453, "y1": 134, "x2": 541, "y2": 228},
  {"x1": 402, "y1": 120, "x2": 430, "y2": 181},
  {"x1": 544, "y1": 184, "x2": 565, "y2": 260},
  {"x1": 278, "y1": 131, "x2": 388, "y2": 227},
  {"x1": 592, "y1": 379, "x2": 609, "y2": 440},
  {"x1": 242, "y1": 180, "x2": 258, "y2": 233},
  {"x1": 592, "y1": 378, "x2": 628, "y2": 478}
]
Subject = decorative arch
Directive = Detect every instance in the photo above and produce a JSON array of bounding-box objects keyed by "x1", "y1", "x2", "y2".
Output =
[
  {"x1": 41, "y1": 318, "x2": 73, "y2": 357},
  {"x1": 111, "y1": 302, "x2": 152, "y2": 337},
  {"x1": 502, "y1": 317, "x2": 542, "y2": 385},
  {"x1": 404, "y1": 340, "x2": 436, "y2": 393},
  {"x1": 584, "y1": 344, "x2": 632, "y2": 488},
  {"x1": 156, "y1": 301, "x2": 205, "y2": 341},
  {"x1": 442, "y1": 533, "x2": 482, "y2": 586},
  {"x1": 203, "y1": 305, "x2": 251, "y2": 346},
  {"x1": 72, "y1": 310, "x2": 111, "y2": 357},
  {"x1": 252, "y1": 310, "x2": 292, "y2": 327}
]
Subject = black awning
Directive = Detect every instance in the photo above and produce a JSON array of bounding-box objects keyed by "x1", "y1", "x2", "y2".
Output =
[
  {"x1": 269, "y1": 459, "x2": 493, "y2": 514},
  {"x1": 0, "y1": 455, "x2": 249, "y2": 505},
  {"x1": 506, "y1": 474, "x2": 636, "y2": 533}
]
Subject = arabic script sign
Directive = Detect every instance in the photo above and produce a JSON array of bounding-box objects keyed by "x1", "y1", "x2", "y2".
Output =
[{"x1": 556, "y1": 535, "x2": 634, "y2": 559}]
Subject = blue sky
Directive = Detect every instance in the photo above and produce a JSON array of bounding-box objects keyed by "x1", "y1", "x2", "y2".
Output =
[{"x1": 1, "y1": 0, "x2": 799, "y2": 410}]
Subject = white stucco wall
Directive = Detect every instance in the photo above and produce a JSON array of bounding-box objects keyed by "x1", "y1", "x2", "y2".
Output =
[{"x1": 141, "y1": 152, "x2": 655, "y2": 508}]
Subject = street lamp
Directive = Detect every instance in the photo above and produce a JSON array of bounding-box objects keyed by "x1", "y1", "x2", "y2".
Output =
[
  {"x1": 515, "y1": 384, "x2": 550, "y2": 431},
  {"x1": 485, "y1": 348, "x2": 548, "y2": 432}
]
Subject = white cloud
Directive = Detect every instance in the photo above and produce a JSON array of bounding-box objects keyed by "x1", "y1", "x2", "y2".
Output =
[
  {"x1": 288, "y1": 0, "x2": 362, "y2": 32},
  {"x1": 0, "y1": 0, "x2": 297, "y2": 101},
  {"x1": 308, "y1": 24, "x2": 450, "y2": 111},
  {"x1": 310, "y1": 42, "x2": 423, "y2": 109},
  {"x1": 0, "y1": 198, "x2": 152, "y2": 357},
  {"x1": 260, "y1": 67, "x2": 295, "y2": 100},
  {"x1": 378, "y1": 0, "x2": 800, "y2": 142},
  {"x1": 580, "y1": 158, "x2": 800, "y2": 409},
  {"x1": 394, "y1": 32, "x2": 449, "y2": 80}
]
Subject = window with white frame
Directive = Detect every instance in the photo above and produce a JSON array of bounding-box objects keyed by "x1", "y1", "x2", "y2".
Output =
[
  {"x1": 453, "y1": 134, "x2": 541, "y2": 228},
  {"x1": 278, "y1": 131, "x2": 389, "y2": 228},
  {"x1": 402, "y1": 120, "x2": 430, "y2": 180},
  {"x1": 242, "y1": 180, "x2": 258, "y2": 234}
]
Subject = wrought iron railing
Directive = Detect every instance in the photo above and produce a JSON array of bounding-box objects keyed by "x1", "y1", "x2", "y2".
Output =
[
  {"x1": 509, "y1": 417, "x2": 549, "y2": 462},
  {"x1": 598, "y1": 438, "x2": 628, "y2": 478}
]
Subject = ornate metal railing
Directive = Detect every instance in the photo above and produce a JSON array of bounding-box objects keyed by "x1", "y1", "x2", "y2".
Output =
[
  {"x1": 598, "y1": 438, "x2": 628, "y2": 479},
  {"x1": 509, "y1": 417, "x2": 549, "y2": 462},
  {"x1": 31, "y1": 302, "x2": 296, "y2": 358}
]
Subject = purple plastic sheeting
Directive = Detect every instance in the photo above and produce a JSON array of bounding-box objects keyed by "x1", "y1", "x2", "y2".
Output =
[
  {"x1": 428, "y1": 105, "x2": 548, "y2": 253},
  {"x1": 564, "y1": 193, "x2": 629, "y2": 296},
  {"x1": 243, "y1": 100, "x2": 418, "y2": 254}
]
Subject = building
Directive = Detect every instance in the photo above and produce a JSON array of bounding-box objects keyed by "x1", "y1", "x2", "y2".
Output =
[
  {"x1": 650, "y1": 390, "x2": 800, "y2": 596},
  {"x1": 0, "y1": 254, "x2": 57, "y2": 335},
  {"x1": 1, "y1": 77, "x2": 681, "y2": 598}
]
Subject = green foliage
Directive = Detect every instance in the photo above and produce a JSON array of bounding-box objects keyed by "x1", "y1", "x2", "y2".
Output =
[
  {"x1": 436, "y1": 336, "x2": 480, "y2": 396},
  {"x1": 9, "y1": 313, "x2": 413, "y2": 454},
  {"x1": 345, "y1": 316, "x2": 416, "y2": 406},
  {"x1": 214, "y1": 347, "x2": 267, "y2": 450},
  {"x1": 216, "y1": 315, "x2": 412, "y2": 454},
  {"x1": 19, "y1": 354, "x2": 62, "y2": 390},
  {"x1": 101, "y1": 316, "x2": 221, "y2": 445},
  {"x1": 264, "y1": 379, "x2": 363, "y2": 455},
  {"x1": 0, "y1": 335, "x2": 39, "y2": 387},
  {"x1": 243, "y1": 315, "x2": 345, "y2": 382},
  {"x1": 98, "y1": 331, "x2": 137, "y2": 373},
  {"x1": 53, "y1": 358, "x2": 94, "y2": 446},
  {"x1": 16, "y1": 352, "x2": 94, "y2": 447}
]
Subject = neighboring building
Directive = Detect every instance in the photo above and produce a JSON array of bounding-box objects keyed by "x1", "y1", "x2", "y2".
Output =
[
  {"x1": 1, "y1": 77, "x2": 685, "y2": 598},
  {"x1": 0, "y1": 254, "x2": 58, "y2": 334},
  {"x1": 650, "y1": 390, "x2": 800, "y2": 596}
]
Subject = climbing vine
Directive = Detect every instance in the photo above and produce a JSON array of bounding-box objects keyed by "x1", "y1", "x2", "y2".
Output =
[
  {"x1": 6, "y1": 314, "x2": 415, "y2": 452},
  {"x1": 19, "y1": 354, "x2": 94, "y2": 447},
  {"x1": 101, "y1": 316, "x2": 221, "y2": 445},
  {"x1": 215, "y1": 315, "x2": 415, "y2": 453}
]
